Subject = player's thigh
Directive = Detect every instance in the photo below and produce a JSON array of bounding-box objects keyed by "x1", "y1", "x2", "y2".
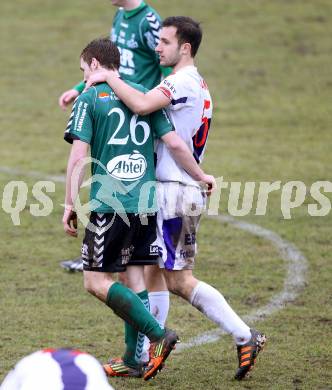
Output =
[
  {"x1": 144, "y1": 264, "x2": 167, "y2": 292},
  {"x1": 125, "y1": 265, "x2": 146, "y2": 292}
]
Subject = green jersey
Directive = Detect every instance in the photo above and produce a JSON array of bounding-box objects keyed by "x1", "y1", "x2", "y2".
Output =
[
  {"x1": 73, "y1": 2, "x2": 171, "y2": 93},
  {"x1": 111, "y1": 2, "x2": 163, "y2": 89},
  {"x1": 64, "y1": 81, "x2": 172, "y2": 213}
]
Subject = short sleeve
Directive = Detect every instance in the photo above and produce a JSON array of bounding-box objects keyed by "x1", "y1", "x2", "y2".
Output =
[
  {"x1": 150, "y1": 108, "x2": 173, "y2": 139},
  {"x1": 64, "y1": 91, "x2": 94, "y2": 145},
  {"x1": 157, "y1": 73, "x2": 192, "y2": 110}
]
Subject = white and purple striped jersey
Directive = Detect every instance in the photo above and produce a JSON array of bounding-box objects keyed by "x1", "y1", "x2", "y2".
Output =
[
  {"x1": 0, "y1": 349, "x2": 114, "y2": 390},
  {"x1": 156, "y1": 65, "x2": 213, "y2": 187}
]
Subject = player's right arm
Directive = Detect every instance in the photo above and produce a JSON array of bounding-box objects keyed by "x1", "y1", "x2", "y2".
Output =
[
  {"x1": 63, "y1": 140, "x2": 88, "y2": 237},
  {"x1": 85, "y1": 70, "x2": 170, "y2": 115},
  {"x1": 63, "y1": 90, "x2": 94, "y2": 236}
]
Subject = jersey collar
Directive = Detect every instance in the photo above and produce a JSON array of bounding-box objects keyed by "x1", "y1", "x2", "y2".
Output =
[{"x1": 123, "y1": 1, "x2": 147, "y2": 19}]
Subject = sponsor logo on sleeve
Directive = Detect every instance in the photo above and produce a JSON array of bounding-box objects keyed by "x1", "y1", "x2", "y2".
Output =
[
  {"x1": 162, "y1": 78, "x2": 176, "y2": 94},
  {"x1": 74, "y1": 102, "x2": 88, "y2": 132},
  {"x1": 157, "y1": 86, "x2": 172, "y2": 100},
  {"x1": 98, "y1": 92, "x2": 111, "y2": 102},
  {"x1": 98, "y1": 92, "x2": 119, "y2": 102}
]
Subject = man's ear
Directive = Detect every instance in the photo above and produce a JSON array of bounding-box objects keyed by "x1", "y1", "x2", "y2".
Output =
[
  {"x1": 90, "y1": 57, "x2": 99, "y2": 70},
  {"x1": 181, "y1": 42, "x2": 192, "y2": 57}
]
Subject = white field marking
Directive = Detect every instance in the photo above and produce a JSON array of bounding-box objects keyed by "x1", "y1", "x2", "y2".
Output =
[
  {"x1": 0, "y1": 166, "x2": 66, "y2": 183},
  {"x1": 176, "y1": 214, "x2": 308, "y2": 351},
  {"x1": 0, "y1": 166, "x2": 308, "y2": 350}
]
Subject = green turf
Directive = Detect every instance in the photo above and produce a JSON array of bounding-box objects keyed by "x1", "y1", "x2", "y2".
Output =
[{"x1": 1, "y1": 0, "x2": 332, "y2": 389}]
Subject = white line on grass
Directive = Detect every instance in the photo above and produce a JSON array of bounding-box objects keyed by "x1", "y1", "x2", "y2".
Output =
[
  {"x1": 0, "y1": 166, "x2": 308, "y2": 351},
  {"x1": 0, "y1": 166, "x2": 66, "y2": 183},
  {"x1": 176, "y1": 214, "x2": 308, "y2": 351}
]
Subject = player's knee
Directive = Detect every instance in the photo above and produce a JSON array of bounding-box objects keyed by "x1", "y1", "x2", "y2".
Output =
[
  {"x1": 84, "y1": 276, "x2": 97, "y2": 297},
  {"x1": 145, "y1": 265, "x2": 167, "y2": 291},
  {"x1": 118, "y1": 272, "x2": 128, "y2": 286},
  {"x1": 167, "y1": 283, "x2": 184, "y2": 297},
  {"x1": 164, "y1": 271, "x2": 197, "y2": 300},
  {"x1": 164, "y1": 276, "x2": 186, "y2": 298}
]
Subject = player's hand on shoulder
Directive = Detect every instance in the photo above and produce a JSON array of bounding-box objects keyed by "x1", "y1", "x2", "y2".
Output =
[
  {"x1": 85, "y1": 70, "x2": 117, "y2": 91},
  {"x1": 62, "y1": 206, "x2": 78, "y2": 237},
  {"x1": 201, "y1": 174, "x2": 216, "y2": 196},
  {"x1": 58, "y1": 89, "x2": 79, "y2": 111}
]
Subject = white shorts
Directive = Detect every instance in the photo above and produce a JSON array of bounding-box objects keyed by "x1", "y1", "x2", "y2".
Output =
[{"x1": 156, "y1": 182, "x2": 206, "y2": 270}]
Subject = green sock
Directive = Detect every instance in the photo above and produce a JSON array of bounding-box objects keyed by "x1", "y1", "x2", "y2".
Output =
[
  {"x1": 106, "y1": 282, "x2": 164, "y2": 343},
  {"x1": 123, "y1": 290, "x2": 149, "y2": 368}
]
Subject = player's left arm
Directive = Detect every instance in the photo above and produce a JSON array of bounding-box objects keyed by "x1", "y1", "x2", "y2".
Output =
[
  {"x1": 161, "y1": 132, "x2": 216, "y2": 195},
  {"x1": 63, "y1": 140, "x2": 89, "y2": 237}
]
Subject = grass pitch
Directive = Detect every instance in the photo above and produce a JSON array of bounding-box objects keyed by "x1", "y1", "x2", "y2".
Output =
[{"x1": 1, "y1": 0, "x2": 331, "y2": 389}]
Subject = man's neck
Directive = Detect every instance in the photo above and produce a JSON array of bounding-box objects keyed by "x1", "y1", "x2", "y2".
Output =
[
  {"x1": 94, "y1": 67, "x2": 120, "y2": 78},
  {"x1": 173, "y1": 57, "x2": 195, "y2": 73},
  {"x1": 123, "y1": 0, "x2": 142, "y2": 11}
]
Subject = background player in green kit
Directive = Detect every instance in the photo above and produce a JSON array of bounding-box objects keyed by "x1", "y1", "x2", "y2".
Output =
[
  {"x1": 63, "y1": 38, "x2": 215, "y2": 380},
  {"x1": 59, "y1": 0, "x2": 170, "y2": 108}
]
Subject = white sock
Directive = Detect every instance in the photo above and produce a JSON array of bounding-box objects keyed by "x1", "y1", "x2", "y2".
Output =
[
  {"x1": 141, "y1": 291, "x2": 170, "y2": 362},
  {"x1": 148, "y1": 291, "x2": 170, "y2": 327},
  {"x1": 190, "y1": 281, "x2": 251, "y2": 345}
]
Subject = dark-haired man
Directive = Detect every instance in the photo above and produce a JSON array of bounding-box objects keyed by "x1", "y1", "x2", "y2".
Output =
[
  {"x1": 86, "y1": 17, "x2": 267, "y2": 381},
  {"x1": 58, "y1": 3, "x2": 172, "y2": 365},
  {"x1": 63, "y1": 37, "x2": 215, "y2": 381}
]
